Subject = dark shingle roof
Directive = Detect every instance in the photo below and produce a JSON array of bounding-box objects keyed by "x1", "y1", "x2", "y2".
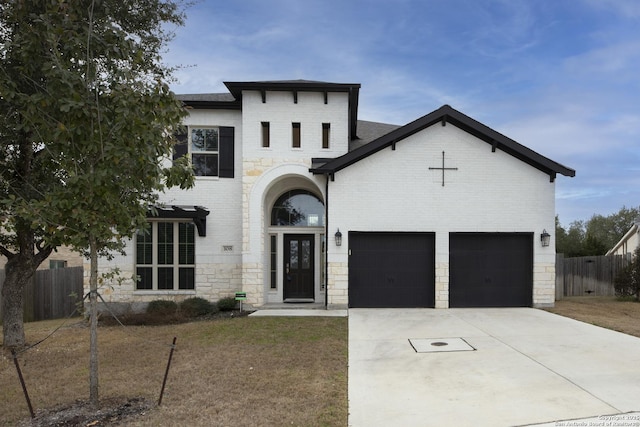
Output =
[
  {"x1": 175, "y1": 93, "x2": 236, "y2": 102},
  {"x1": 175, "y1": 93, "x2": 240, "y2": 109},
  {"x1": 352, "y1": 120, "x2": 402, "y2": 150}
]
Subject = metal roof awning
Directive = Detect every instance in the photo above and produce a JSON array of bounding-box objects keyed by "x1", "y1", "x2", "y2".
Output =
[{"x1": 148, "y1": 205, "x2": 210, "y2": 237}]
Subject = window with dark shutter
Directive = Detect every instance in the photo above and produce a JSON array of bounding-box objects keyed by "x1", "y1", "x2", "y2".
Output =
[
  {"x1": 175, "y1": 126, "x2": 234, "y2": 178},
  {"x1": 173, "y1": 128, "x2": 188, "y2": 160},
  {"x1": 191, "y1": 128, "x2": 219, "y2": 176},
  {"x1": 219, "y1": 126, "x2": 235, "y2": 178}
]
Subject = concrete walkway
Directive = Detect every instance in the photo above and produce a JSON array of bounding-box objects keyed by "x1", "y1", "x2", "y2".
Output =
[
  {"x1": 249, "y1": 308, "x2": 347, "y2": 317},
  {"x1": 349, "y1": 308, "x2": 640, "y2": 427}
]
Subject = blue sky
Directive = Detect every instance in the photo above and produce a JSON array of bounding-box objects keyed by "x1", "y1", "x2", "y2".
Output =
[{"x1": 164, "y1": 0, "x2": 640, "y2": 226}]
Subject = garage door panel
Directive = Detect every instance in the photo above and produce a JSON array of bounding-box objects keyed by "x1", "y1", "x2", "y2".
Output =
[
  {"x1": 349, "y1": 232, "x2": 435, "y2": 308},
  {"x1": 450, "y1": 233, "x2": 533, "y2": 308}
]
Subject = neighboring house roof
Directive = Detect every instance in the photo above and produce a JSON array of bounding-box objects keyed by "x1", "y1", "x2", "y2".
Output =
[
  {"x1": 310, "y1": 104, "x2": 576, "y2": 182},
  {"x1": 606, "y1": 218, "x2": 640, "y2": 255}
]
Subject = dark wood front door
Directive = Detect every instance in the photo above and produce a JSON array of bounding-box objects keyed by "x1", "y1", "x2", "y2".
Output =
[{"x1": 283, "y1": 234, "x2": 315, "y2": 300}]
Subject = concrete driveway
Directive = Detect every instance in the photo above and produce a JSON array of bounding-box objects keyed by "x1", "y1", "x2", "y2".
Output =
[{"x1": 349, "y1": 308, "x2": 640, "y2": 427}]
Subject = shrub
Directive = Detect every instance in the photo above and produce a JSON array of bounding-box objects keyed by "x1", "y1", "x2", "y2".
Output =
[
  {"x1": 146, "y1": 299, "x2": 178, "y2": 315},
  {"x1": 217, "y1": 296, "x2": 237, "y2": 311},
  {"x1": 180, "y1": 297, "x2": 216, "y2": 317},
  {"x1": 614, "y1": 247, "x2": 640, "y2": 301}
]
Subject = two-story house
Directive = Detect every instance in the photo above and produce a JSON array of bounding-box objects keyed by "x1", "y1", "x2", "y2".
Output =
[{"x1": 92, "y1": 79, "x2": 575, "y2": 311}]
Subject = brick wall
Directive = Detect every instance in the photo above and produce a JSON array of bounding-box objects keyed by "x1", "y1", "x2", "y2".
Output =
[{"x1": 327, "y1": 122, "x2": 557, "y2": 308}]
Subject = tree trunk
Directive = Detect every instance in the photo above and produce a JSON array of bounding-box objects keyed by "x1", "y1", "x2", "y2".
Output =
[
  {"x1": 1, "y1": 259, "x2": 30, "y2": 348},
  {"x1": 1, "y1": 227, "x2": 51, "y2": 348},
  {"x1": 89, "y1": 235, "x2": 99, "y2": 406}
]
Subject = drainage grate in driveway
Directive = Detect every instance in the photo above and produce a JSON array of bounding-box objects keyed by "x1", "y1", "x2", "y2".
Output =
[{"x1": 409, "y1": 338, "x2": 476, "y2": 353}]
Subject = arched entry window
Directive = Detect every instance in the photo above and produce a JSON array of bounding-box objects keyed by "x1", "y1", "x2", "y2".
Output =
[{"x1": 271, "y1": 190, "x2": 324, "y2": 226}]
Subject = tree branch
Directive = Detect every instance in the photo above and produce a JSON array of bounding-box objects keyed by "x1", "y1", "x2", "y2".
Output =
[
  {"x1": 34, "y1": 243, "x2": 53, "y2": 267},
  {"x1": 0, "y1": 244, "x2": 15, "y2": 259}
]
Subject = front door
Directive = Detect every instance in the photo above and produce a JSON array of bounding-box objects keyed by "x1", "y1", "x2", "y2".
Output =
[{"x1": 283, "y1": 234, "x2": 315, "y2": 300}]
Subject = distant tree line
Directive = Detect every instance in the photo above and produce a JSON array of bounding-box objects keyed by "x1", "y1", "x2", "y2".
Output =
[{"x1": 556, "y1": 206, "x2": 640, "y2": 257}]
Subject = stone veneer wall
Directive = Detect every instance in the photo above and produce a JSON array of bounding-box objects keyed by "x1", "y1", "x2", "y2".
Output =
[
  {"x1": 533, "y1": 262, "x2": 555, "y2": 307},
  {"x1": 435, "y1": 263, "x2": 450, "y2": 309},
  {"x1": 83, "y1": 261, "x2": 243, "y2": 314},
  {"x1": 327, "y1": 261, "x2": 348, "y2": 309}
]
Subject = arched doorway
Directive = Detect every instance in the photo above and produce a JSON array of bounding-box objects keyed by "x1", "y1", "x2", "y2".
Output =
[{"x1": 266, "y1": 189, "x2": 325, "y2": 303}]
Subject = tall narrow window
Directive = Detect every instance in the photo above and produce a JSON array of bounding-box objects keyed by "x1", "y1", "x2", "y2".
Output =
[
  {"x1": 136, "y1": 226, "x2": 153, "y2": 290},
  {"x1": 157, "y1": 222, "x2": 174, "y2": 290},
  {"x1": 178, "y1": 223, "x2": 195, "y2": 290},
  {"x1": 261, "y1": 122, "x2": 270, "y2": 148},
  {"x1": 270, "y1": 235, "x2": 277, "y2": 289},
  {"x1": 292, "y1": 122, "x2": 301, "y2": 148},
  {"x1": 322, "y1": 123, "x2": 330, "y2": 149},
  {"x1": 320, "y1": 234, "x2": 325, "y2": 290}
]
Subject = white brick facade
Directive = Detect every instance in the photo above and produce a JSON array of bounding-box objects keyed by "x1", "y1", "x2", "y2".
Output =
[
  {"x1": 326, "y1": 123, "x2": 558, "y2": 308},
  {"x1": 89, "y1": 80, "x2": 573, "y2": 311}
]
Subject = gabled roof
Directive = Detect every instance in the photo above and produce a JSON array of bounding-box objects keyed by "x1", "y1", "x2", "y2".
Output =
[{"x1": 311, "y1": 104, "x2": 576, "y2": 182}]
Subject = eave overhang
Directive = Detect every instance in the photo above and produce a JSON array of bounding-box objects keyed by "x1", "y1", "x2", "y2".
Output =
[
  {"x1": 224, "y1": 80, "x2": 361, "y2": 141},
  {"x1": 310, "y1": 105, "x2": 576, "y2": 182},
  {"x1": 175, "y1": 94, "x2": 241, "y2": 110}
]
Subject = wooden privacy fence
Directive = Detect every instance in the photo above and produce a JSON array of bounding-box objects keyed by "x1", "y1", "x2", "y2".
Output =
[
  {"x1": 0, "y1": 266, "x2": 84, "y2": 322},
  {"x1": 555, "y1": 254, "x2": 632, "y2": 299}
]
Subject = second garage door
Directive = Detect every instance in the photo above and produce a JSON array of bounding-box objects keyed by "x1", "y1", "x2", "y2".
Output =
[
  {"x1": 449, "y1": 233, "x2": 533, "y2": 308},
  {"x1": 349, "y1": 232, "x2": 435, "y2": 308}
]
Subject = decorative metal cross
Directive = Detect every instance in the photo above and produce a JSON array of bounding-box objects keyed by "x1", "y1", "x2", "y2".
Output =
[{"x1": 429, "y1": 151, "x2": 458, "y2": 186}]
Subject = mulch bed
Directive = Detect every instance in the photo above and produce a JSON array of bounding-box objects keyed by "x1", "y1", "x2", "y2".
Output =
[{"x1": 98, "y1": 309, "x2": 253, "y2": 326}]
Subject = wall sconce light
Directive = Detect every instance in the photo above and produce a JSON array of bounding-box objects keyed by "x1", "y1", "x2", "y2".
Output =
[
  {"x1": 335, "y1": 229, "x2": 342, "y2": 247},
  {"x1": 541, "y1": 229, "x2": 551, "y2": 247}
]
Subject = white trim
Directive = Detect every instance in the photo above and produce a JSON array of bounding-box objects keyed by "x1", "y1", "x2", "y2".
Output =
[{"x1": 606, "y1": 222, "x2": 639, "y2": 255}]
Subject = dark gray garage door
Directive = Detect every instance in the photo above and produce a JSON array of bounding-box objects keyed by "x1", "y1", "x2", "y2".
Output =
[
  {"x1": 349, "y1": 232, "x2": 435, "y2": 308},
  {"x1": 449, "y1": 233, "x2": 533, "y2": 308}
]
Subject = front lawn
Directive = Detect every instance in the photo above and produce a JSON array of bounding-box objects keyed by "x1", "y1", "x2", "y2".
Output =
[
  {"x1": 544, "y1": 296, "x2": 640, "y2": 338},
  {"x1": 0, "y1": 315, "x2": 347, "y2": 426}
]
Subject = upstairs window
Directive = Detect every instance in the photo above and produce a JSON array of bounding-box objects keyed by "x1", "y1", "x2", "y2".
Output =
[
  {"x1": 173, "y1": 126, "x2": 235, "y2": 178},
  {"x1": 261, "y1": 122, "x2": 270, "y2": 148},
  {"x1": 191, "y1": 128, "x2": 218, "y2": 176},
  {"x1": 292, "y1": 122, "x2": 301, "y2": 148},
  {"x1": 322, "y1": 123, "x2": 330, "y2": 149}
]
